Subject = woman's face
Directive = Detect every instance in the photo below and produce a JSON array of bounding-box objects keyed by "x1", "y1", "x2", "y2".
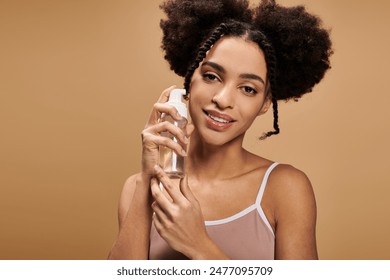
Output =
[{"x1": 189, "y1": 36, "x2": 271, "y2": 146}]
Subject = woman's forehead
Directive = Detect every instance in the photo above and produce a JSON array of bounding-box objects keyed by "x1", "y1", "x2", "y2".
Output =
[{"x1": 204, "y1": 36, "x2": 267, "y2": 77}]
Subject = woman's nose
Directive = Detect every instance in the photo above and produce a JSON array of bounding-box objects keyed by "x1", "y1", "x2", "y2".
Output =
[{"x1": 212, "y1": 85, "x2": 235, "y2": 109}]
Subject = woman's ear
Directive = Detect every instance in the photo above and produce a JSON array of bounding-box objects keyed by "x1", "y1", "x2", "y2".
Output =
[{"x1": 257, "y1": 96, "x2": 272, "y2": 116}]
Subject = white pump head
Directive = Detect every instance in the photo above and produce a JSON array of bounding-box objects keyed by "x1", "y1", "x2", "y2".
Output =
[{"x1": 167, "y1": 89, "x2": 187, "y2": 119}]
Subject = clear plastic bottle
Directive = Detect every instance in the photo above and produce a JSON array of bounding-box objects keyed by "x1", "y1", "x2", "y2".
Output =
[{"x1": 159, "y1": 89, "x2": 188, "y2": 179}]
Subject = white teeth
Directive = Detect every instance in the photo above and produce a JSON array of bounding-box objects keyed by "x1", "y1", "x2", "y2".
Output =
[{"x1": 208, "y1": 114, "x2": 231, "y2": 123}]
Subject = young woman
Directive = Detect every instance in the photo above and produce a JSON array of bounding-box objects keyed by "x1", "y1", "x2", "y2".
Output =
[{"x1": 108, "y1": 0, "x2": 332, "y2": 260}]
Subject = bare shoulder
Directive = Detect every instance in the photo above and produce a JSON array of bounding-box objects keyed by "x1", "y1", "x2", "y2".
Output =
[
  {"x1": 265, "y1": 164, "x2": 318, "y2": 259},
  {"x1": 118, "y1": 173, "x2": 141, "y2": 227},
  {"x1": 268, "y1": 164, "x2": 315, "y2": 202},
  {"x1": 265, "y1": 163, "x2": 317, "y2": 226},
  {"x1": 270, "y1": 164, "x2": 311, "y2": 183}
]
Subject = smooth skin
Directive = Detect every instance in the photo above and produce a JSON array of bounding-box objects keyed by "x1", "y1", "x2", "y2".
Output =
[{"x1": 108, "y1": 36, "x2": 318, "y2": 260}]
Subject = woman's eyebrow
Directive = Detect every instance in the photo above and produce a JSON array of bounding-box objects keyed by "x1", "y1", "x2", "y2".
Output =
[
  {"x1": 201, "y1": 61, "x2": 225, "y2": 73},
  {"x1": 202, "y1": 61, "x2": 265, "y2": 85},
  {"x1": 239, "y1": 73, "x2": 265, "y2": 85}
]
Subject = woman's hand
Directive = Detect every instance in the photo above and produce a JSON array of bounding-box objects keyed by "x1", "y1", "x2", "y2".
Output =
[
  {"x1": 150, "y1": 165, "x2": 212, "y2": 259},
  {"x1": 141, "y1": 86, "x2": 189, "y2": 176}
]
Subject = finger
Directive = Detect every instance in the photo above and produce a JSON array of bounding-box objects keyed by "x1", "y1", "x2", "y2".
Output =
[
  {"x1": 154, "y1": 103, "x2": 183, "y2": 122},
  {"x1": 147, "y1": 86, "x2": 180, "y2": 125},
  {"x1": 152, "y1": 211, "x2": 163, "y2": 233},
  {"x1": 152, "y1": 210, "x2": 169, "y2": 239},
  {"x1": 142, "y1": 132, "x2": 187, "y2": 157},
  {"x1": 154, "y1": 165, "x2": 185, "y2": 203},
  {"x1": 151, "y1": 120, "x2": 189, "y2": 146},
  {"x1": 148, "y1": 102, "x2": 180, "y2": 127},
  {"x1": 151, "y1": 201, "x2": 169, "y2": 223},
  {"x1": 150, "y1": 177, "x2": 174, "y2": 212},
  {"x1": 157, "y1": 85, "x2": 176, "y2": 103},
  {"x1": 150, "y1": 178, "x2": 169, "y2": 203},
  {"x1": 180, "y1": 175, "x2": 197, "y2": 204}
]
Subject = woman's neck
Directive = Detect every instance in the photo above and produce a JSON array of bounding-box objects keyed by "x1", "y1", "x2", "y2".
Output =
[{"x1": 186, "y1": 130, "x2": 248, "y2": 181}]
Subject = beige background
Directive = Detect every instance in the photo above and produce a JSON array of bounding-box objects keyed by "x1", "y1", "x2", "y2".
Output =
[{"x1": 0, "y1": 0, "x2": 389, "y2": 259}]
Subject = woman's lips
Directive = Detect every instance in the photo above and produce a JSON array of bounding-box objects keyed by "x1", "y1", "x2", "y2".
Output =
[{"x1": 203, "y1": 109, "x2": 236, "y2": 131}]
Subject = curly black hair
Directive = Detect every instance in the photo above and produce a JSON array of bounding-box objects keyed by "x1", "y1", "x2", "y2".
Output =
[{"x1": 160, "y1": 0, "x2": 333, "y2": 139}]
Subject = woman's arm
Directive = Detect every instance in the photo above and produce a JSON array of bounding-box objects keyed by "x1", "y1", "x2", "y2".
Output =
[
  {"x1": 269, "y1": 165, "x2": 318, "y2": 259},
  {"x1": 108, "y1": 86, "x2": 188, "y2": 259},
  {"x1": 108, "y1": 173, "x2": 153, "y2": 259}
]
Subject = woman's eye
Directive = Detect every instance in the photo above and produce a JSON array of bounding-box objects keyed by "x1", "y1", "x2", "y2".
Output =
[
  {"x1": 242, "y1": 86, "x2": 258, "y2": 95},
  {"x1": 203, "y1": 73, "x2": 219, "y2": 81}
]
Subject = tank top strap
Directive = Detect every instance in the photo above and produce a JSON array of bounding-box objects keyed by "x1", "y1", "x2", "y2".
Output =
[{"x1": 255, "y1": 162, "x2": 279, "y2": 205}]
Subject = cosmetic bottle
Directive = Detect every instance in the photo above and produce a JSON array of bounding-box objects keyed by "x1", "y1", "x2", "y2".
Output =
[{"x1": 159, "y1": 89, "x2": 188, "y2": 178}]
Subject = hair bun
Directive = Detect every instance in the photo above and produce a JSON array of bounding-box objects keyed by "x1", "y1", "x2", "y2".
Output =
[
  {"x1": 160, "y1": 0, "x2": 253, "y2": 77},
  {"x1": 254, "y1": 1, "x2": 333, "y2": 100}
]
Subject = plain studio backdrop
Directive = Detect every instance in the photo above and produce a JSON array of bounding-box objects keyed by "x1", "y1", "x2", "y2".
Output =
[{"x1": 0, "y1": 0, "x2": 389, "y2": 259}]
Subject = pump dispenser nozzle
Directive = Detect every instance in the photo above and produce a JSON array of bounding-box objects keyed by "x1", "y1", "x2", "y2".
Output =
[{"x1": 167, "y1": 89, "x2": 187, "y2": 119}]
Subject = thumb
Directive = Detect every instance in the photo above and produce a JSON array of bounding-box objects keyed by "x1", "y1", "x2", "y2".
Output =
[{"x1": 180, "y1": 175, "x2": 197, "y2": 203}]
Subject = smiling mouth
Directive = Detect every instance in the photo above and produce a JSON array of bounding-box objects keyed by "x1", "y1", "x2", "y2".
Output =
[{"x1": 203, "y1": 109, "x2": 236, "y2": 123}]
